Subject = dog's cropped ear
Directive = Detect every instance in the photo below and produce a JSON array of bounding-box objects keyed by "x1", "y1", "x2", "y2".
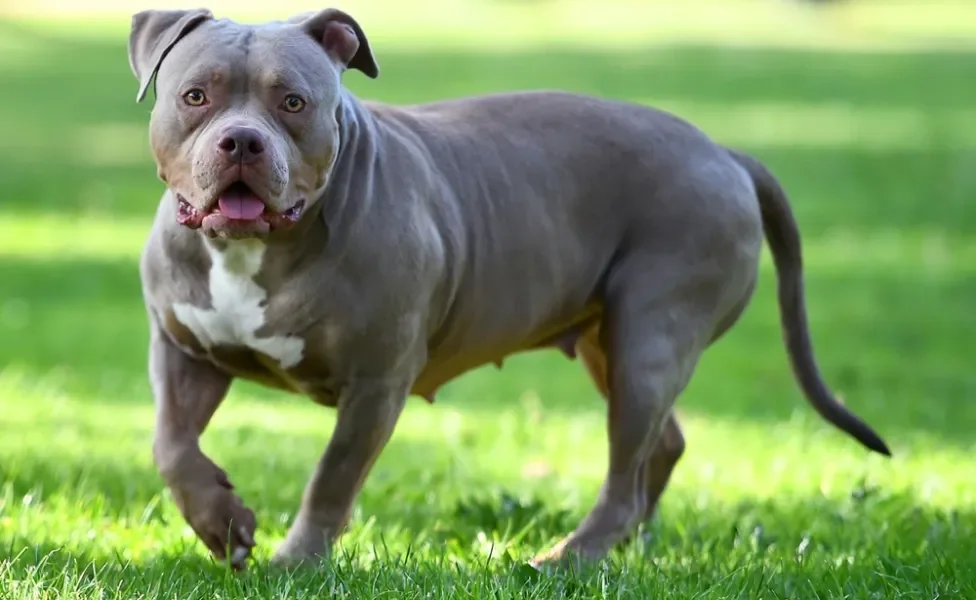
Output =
[
  {"x1": 128, "y1": 8, "x2": 214, "y2": 103},
  {"x1": 298, "y1": 8, "x2": 379, "y2": 79}
]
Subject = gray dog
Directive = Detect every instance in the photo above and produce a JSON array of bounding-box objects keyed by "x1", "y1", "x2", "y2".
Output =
[{"x1": 127, "y1": 7, "x2": 890, "y2": 570}]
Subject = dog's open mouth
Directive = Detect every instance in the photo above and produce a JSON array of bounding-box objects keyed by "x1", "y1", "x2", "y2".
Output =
[{"x1": 176, "y1": 182, "x2": 306, "y2": 238}]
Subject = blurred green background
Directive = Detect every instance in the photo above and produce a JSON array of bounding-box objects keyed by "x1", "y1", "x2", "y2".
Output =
[{"x1": 0, "y1": 0, "x2": 974, "y2": 597}]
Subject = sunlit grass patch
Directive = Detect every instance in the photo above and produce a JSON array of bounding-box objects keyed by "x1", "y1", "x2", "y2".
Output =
[
  {"x1": 0, "y1": 215, "x2": 151, "y2": 260},
  {"x1": 1, "y1": 368, "x2": 974, "y2": 598}
]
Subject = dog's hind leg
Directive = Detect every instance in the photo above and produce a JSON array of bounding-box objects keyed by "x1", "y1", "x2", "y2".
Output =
[
  {"x1": 531, "y1": 250, "x2": 738, "y2": 570},
  {"x1": 575, "y1": 324, "x2": 686, "y2": 529}
]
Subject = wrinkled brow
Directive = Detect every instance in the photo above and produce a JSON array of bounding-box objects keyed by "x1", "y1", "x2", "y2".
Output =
[
  {"x1": 257, "y1": 67, "x2": 314, "y2": 98},
  {"x1": 178, "y1": 67, "x2": 231, "y2": 91}
]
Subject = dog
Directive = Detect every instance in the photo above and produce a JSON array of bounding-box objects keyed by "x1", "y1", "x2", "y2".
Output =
[{"x1": 127, "y1": 7, "x2": 890, "y2": 570}]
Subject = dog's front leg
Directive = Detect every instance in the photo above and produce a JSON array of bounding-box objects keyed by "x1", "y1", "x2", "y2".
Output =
[
  {"x1": 148, "y1": 317, "x2": 257, "y2": 568},
  {"x1": 272, "y1": 378, "x2": 409, "y2": 566}
]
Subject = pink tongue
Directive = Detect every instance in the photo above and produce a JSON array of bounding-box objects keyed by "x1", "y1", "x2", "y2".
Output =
[{"x1": 218, "y1": 193, "x2": 265, "y2": 220}]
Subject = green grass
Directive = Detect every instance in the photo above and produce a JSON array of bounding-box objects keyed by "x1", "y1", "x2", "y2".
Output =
[{"x1": 2, "y1": 2, "x2": 976, "y2": 597}]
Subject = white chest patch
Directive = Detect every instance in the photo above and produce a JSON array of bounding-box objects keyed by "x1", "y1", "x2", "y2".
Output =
[{"x1": 171, "y1": 239, "x2": 305, "y2": 369}]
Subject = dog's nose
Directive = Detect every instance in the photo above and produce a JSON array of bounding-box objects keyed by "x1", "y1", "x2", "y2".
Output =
[{"x1": 217, "y1": 127, "x2": 266, "y2": 164}]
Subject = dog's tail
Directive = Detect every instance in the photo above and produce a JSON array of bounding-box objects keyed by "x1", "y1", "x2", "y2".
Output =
[{"x1": 728, "y1": 148, "x2": 891, "y2": 457}]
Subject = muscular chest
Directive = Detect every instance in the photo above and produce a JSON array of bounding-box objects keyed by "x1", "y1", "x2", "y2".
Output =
[{"x1": 164, "y1": 239, "x2": 308, "y2": 378}]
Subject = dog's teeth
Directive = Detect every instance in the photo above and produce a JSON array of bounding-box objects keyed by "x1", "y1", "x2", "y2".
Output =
[{"x1": 283, "y1": 200, "x2": 306, "y2": 221}]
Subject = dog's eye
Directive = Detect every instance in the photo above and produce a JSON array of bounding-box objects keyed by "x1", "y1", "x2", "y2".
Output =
[
  {"x1": 281, "y1": 94, "x2": 307, "y2": 113},
  {"x1": 182, "y1": 89, "x2": 208, "y2": 107}
]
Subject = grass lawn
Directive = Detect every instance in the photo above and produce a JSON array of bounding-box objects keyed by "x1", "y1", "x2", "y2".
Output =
[{"x1": 1, "y1": 1, "x2": 975, "y2": 597}]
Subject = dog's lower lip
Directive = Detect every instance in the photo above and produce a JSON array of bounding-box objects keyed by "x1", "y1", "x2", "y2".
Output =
[{"x1": 176, "y1": 194, "x2": 202, "y2": 227}]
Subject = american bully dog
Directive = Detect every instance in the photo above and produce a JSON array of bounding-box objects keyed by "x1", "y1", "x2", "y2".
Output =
[{"x1": 127, "y1": 7, "x2": 890, "y2": 571}]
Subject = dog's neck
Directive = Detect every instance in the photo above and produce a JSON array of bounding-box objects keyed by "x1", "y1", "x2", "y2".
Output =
[{"x1": 311, "y1": 87, "x2": 384, "y2": 259}]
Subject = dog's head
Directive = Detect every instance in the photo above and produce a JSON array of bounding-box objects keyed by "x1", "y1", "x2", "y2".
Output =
[{"x1": 128, "y1": 8, "x2": 378, "y2": 240}]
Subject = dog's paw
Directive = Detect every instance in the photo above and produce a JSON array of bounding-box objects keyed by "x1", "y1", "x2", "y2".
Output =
[
  {"x1": 528, "y1": 539, "x2": 571, "y2": 573},
  {"x1": 269, "y1": 517, "x2": 331, "y2": 569},
  {"x1": 179, "y1": 483, "x2": 257, "y2": 570},
  {"x1": 528, "y1": 538, "x2": 606, "y2": 575},
  {"x1": 269, "y1": 543, "x2": 329, "y2": 569}
]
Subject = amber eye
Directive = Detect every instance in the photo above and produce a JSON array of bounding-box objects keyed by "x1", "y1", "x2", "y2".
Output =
[
  {"x1": 183, "y1": 89, "x2": 208, "y2": 106},
  {"x1": 281, "y1": 94, "x2": 306, "y2": 113}
]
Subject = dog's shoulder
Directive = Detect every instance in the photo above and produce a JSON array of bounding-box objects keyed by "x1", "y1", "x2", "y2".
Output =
[{"x1": 140, "y1": 191, "x2": 211, "y2": 306}]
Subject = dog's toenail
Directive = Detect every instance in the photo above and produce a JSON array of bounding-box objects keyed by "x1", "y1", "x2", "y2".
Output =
[{"x1": 238, "y1": 524, "x2": 255, "y2": 547}]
